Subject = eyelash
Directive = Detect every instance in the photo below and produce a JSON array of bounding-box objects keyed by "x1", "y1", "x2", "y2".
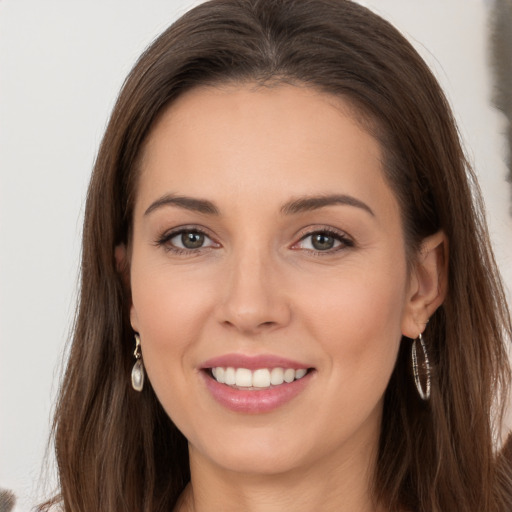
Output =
[
  {"x1": 154, "y1": 226, "x2": 354, "y2": 255},
  {"x1": 155, "y1": 226, "x2": 218, "y2": 255},
  {"x1": 293, "y1": 227, "x2": 354, "y2": 255}
]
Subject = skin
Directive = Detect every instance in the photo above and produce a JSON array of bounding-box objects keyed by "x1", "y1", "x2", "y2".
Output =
[{"x1": 120, "y1": 84, "x2": 446, "y2": 512}]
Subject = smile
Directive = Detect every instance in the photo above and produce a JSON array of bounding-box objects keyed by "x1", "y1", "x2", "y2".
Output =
[
  {"x1": 211, "y1": 367, "x2": 308, "y2": 388},
  {"x1": 200, "y1": 355, "x2": 315, "y2": 413}
]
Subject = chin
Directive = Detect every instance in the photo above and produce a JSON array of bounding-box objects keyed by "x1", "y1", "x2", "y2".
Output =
[{"x1": 194, "y1": 439, "x2": 310, "y2": 476}]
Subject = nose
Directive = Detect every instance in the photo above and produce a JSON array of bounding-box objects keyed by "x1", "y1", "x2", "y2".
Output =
[{"x1": 216, "y1": 247, "x2": 292, "y2": 335}]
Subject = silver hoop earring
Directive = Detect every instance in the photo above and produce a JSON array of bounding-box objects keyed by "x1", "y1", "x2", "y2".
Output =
[
  {"x1": 411, "y1": 333, "x2": 431, "y2": 400},
  {"x1": 131, "y1": 333, "x2": 145, "y2": 392}
]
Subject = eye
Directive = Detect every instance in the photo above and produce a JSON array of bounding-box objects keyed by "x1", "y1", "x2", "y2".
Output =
[
  {"x1": 294, "y1": 229, "x2": 353, "y2": 252},
  {"x1": 156, "y1": 227, "x2": 219, "y2": 253},
  {"x1": 175, "y1": 231, "x2": 207, "y2": 249}
]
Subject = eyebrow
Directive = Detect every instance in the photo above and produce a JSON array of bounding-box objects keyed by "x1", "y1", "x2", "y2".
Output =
[
  {"x1": 144, "y1": 194, "x2": 220, "y2": 216},
  {"x1": 144, "y1": 192, "x2": 374, "y2": 217},
  {"x1": 281, "y1": 194, "x2": 375, "y2": 217}
]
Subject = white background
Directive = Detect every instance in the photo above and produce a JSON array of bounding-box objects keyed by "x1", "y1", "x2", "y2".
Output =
[{"x1": 1, "y1": 1, "x2": 511, "y2": 510}]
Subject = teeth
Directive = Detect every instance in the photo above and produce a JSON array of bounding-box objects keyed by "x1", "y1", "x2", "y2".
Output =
[
  {"x1": 235, "y1": 368, "x2": 252, "y2": 387},
  {"x1": 270, "y1": 367, "x2": 284, "y2": 385},
  {"x1": 214, "y1": 367, "x2": 225, "y2": 384},
  {"x1": 295, "y1": 369, "x2": 307, "y2": 379},
  {"x1": 211, "y1": 367, "x2": 308, "y2": 388},
  {"x1": 224, "y1": 367, "x2": 236, "y2": 385},
  {"x1": 284, "y1": 368, "x2": 295, "y2": 383},
  {"x1": 253, "y1": 369, "x2": 271, "y2": 388}
]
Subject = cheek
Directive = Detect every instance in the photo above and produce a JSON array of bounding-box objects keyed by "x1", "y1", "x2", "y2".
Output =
[
  {"x1": 299, "y1": 265, "x2": 406, "y2": 384},
  {"x1": 300, "y1": 279, "x2": 404, "y2": 445},
  {"x1": 129, "y1": 263, "x2": 216, "y2": 391},
  {"x1": 131, "y1": 252, "x2": 216, "y2": 330}
]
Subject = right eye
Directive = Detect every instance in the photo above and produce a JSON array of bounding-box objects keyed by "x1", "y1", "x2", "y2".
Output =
[
  {"x1": 292, "y1": 228, "x2": 354, "y2": 254},
  {"x1": 173, "y1": 230, "x2": 208, "y2": 249},
  {"x1": 156, "y1": 228, "x2": 219, "y2": 254}
]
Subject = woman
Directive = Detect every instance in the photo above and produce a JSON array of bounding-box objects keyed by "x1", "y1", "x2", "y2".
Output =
[{"x1": 42, "y1": 0, "x2": 512, "y2": 511}]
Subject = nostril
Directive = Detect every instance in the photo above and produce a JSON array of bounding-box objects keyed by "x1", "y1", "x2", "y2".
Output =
[
  {"x1": 216, "y1": 290, "x2": 292, "y2": 333},
  {"x1": 220, "y1": 317, "x2": 277, "y2": 332}
]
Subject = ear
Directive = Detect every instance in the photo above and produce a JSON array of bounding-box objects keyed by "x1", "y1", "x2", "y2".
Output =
[
  {"x1": 115, "y1": 244, "x2": 140, "y2": 332},
  {"x1": 115, "y1": 244, "x2": 130, "y2": 287},
  {"x1": 401, "y1": 230, "x2": 448, "y2": 338}
]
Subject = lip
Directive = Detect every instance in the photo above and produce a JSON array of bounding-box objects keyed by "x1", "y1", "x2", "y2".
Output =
[
  {"x1": 201, "y1": 371, "x2": 313, "y2": 414},
  {"x1": 200, "y1": 353, "x2": 315, "y2": 414},
  {"x1": 201, "y1": 353, "x2": 309, "y2": 371}
]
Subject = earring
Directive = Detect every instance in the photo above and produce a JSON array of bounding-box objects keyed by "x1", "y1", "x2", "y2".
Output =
[
  {"x1": 131, "y1": 333, "x2": 144, "y2": 392},
  {"x1": 411, "y1": 333, "x2": 431, "y2": 400}
]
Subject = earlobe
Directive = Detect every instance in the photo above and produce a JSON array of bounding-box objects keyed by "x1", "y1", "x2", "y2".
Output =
[
  {"x1": 401, "y1": 231, "x2": 448, "y2": 338},
  {"x1": 130, "y1": 305, "x2": 139, "y2": 333}
]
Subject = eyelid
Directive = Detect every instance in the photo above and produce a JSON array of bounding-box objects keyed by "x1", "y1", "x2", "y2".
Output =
[
  {"x1": 155, "y1": 225, "x2": 220, "y2": 253},
  {"x1": 291, "y1": 226, "x2": 354, "y2": 252}
]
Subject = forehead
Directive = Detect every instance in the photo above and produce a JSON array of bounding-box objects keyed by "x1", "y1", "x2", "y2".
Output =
[{"x1": 136, "y1": 84, "x2": 397, "y2": 221}]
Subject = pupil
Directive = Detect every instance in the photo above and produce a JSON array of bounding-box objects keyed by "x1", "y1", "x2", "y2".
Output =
[
  {"x1": 312, "y1": 233, "x2": 334, "y2": 250},
  {"x1": 182, "y1": 232, "x2": 204, "y2": 249}
]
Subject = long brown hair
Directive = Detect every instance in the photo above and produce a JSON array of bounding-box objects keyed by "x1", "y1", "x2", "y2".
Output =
[{"x1": 42, "y1": 1, "x2": 512, "y2": 510}]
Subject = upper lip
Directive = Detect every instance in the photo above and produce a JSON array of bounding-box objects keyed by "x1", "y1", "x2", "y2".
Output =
[{"x1": 201, "y1": 353, "x2": 311, "y2": 370}]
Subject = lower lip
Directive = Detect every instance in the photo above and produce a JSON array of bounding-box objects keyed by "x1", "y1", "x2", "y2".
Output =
[{"x1": 202, "y1": 371, "x2": 314, "y2": 414}]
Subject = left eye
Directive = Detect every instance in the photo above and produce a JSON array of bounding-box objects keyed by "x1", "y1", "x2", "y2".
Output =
[
  {"x1": 168, "y1": 230, "x2": 216, "y2": 250},
  {"x1": 296, "y1": 231, "x2": 351, "y2": 251}
]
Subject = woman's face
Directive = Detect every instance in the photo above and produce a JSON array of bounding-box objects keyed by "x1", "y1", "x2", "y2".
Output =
[{"x1": 127, "y1": 84, "x2": 420, "y2": 476}]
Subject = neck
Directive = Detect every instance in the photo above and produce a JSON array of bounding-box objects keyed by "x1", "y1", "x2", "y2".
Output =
[{"x1": 175, "y1": 432, "x2": 383, "y2": 512}]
